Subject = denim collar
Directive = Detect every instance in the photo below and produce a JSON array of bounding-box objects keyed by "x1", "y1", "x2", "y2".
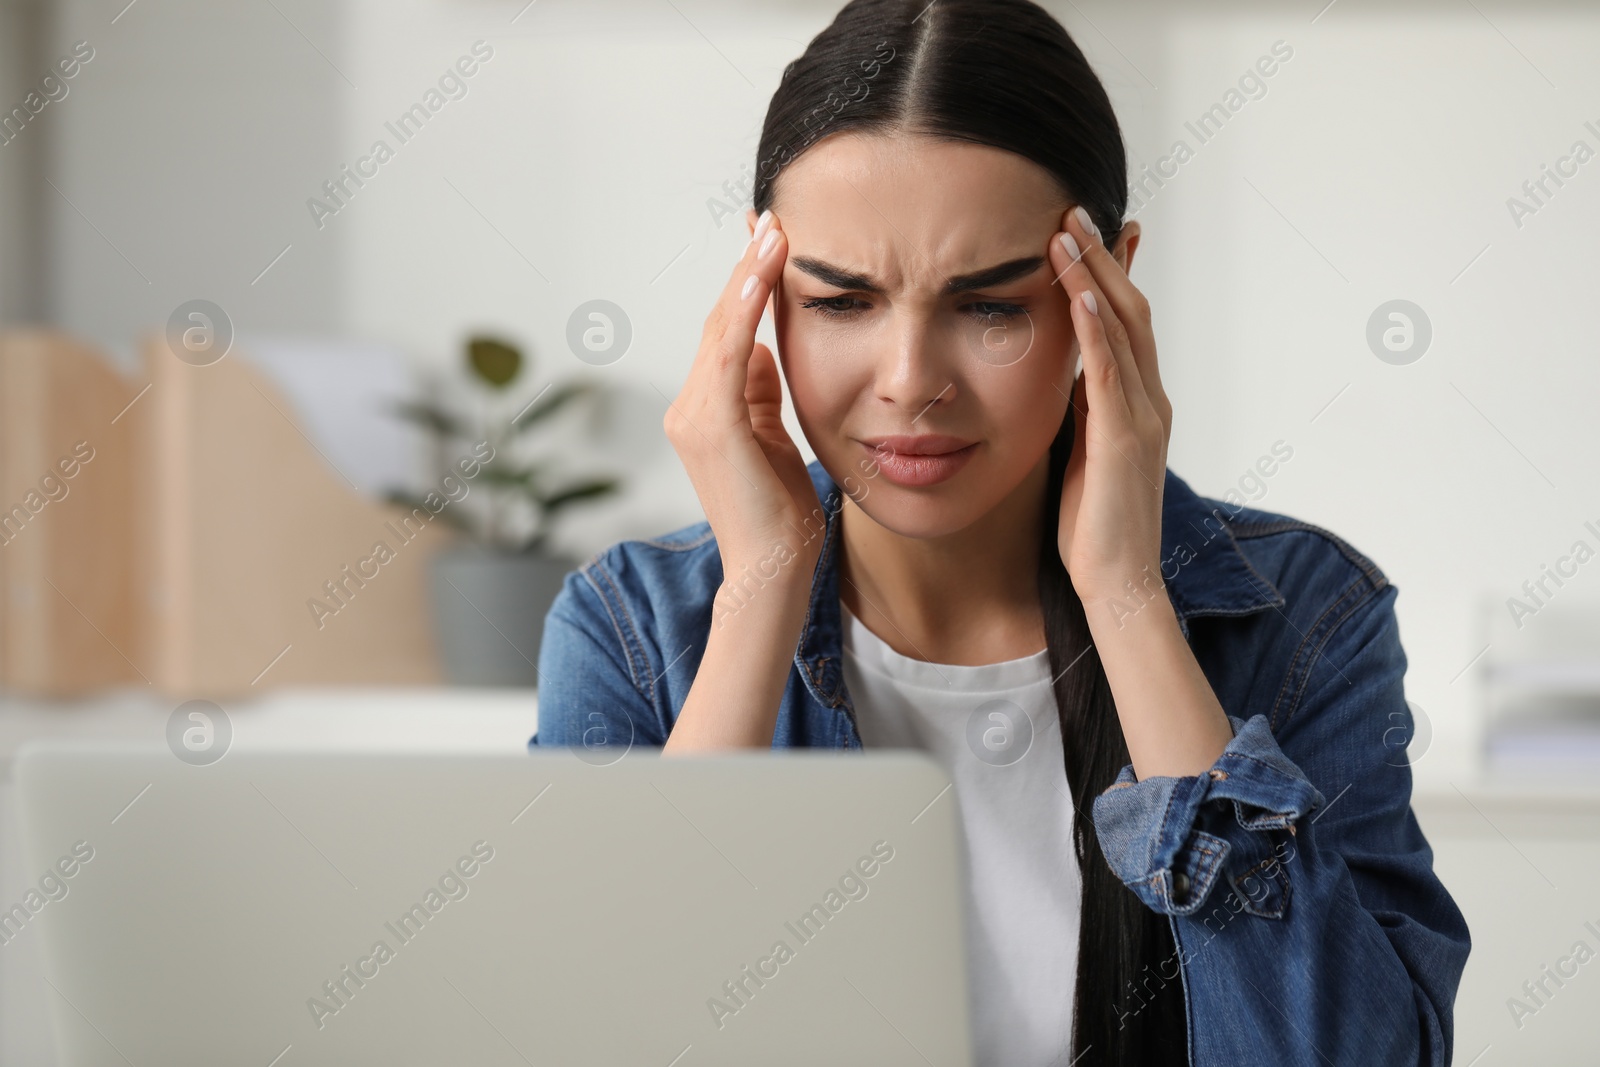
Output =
[{"x1": 793, "y1": 458, "x2": 1286, "y2": 709}]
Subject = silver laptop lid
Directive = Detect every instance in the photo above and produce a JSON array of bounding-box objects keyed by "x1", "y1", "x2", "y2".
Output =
[{"x1": 13, "y1": 743, "x2": 973, "y2": 1066}]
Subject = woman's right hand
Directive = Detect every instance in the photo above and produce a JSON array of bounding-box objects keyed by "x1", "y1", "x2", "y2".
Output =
[{"x1": 664, "y1": 210, "x2": 823, "y2": 589}]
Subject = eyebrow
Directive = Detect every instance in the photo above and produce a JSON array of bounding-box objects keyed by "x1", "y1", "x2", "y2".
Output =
[{"x1": 789, "y1": 254, "x2": 1047, "y2": 295}]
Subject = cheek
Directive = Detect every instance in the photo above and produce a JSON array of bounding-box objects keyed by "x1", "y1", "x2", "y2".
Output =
[
  {"x1": 986, "y1": 301, "x2": 1075, "y2": 391},
  {"x1": 973, "y1": 361, "x2": 1070, "y2": 449},
  {"x1": 970, "y1": 309, "x2": 1075, "y2": 447},
  {"x1": 774, "y1": 318, "x2": 857, "y2": 440},
  {"x1": 776, "y1": 310, "x2": 878, "y2": 406}
]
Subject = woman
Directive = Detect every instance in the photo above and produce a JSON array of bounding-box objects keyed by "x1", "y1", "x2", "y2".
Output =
[{"x1": 532, "y1": 0, "x2": 1470, "y2": 1063}]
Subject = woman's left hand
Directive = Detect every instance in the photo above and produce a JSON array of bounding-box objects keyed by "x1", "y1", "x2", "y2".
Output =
[{"x1": 1048, "y1": 206, "x2": 1173, "y2": 617}]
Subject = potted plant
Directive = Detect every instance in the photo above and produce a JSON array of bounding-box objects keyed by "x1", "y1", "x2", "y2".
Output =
[{"x1": 389, "y1": 335, "x2": 620, "y2": 686}]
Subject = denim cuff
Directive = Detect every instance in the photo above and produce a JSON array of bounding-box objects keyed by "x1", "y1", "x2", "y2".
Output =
[{"x1": 1090, "y1": 714, "x2": 1324, "y2": 916}]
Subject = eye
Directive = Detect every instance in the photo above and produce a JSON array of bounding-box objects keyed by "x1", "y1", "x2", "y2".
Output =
[
  {"x1": 964, "y1": 301, "x2": 1028, "y2": 322},
  {"x1": 799, "y1": 297, "x2": 1030, "y2": 322},
  {"x1": 800, "y1": 295, "x2": 869, "y2": 319}
]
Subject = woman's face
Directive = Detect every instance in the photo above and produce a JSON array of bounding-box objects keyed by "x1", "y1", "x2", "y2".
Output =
[{"x1": 758, "y1": 131, "x2": 1131, "y2": 540}]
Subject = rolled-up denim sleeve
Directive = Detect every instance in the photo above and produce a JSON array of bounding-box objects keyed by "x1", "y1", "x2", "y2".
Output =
[
  {"x1": 529, "y1": 560, "x2": 669, "y2": 754},
  {"x1": 1090, "y1": 581, "x2": 1470, "y2": 1065},
  {"x1": 1092, "y1": 713, "x2": 1323, "y2": 915}
]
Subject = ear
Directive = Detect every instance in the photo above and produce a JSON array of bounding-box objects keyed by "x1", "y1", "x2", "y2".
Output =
[
  {"x1": 1111, "y1": 219, "x2": 1141, "y2": 276},
  {"x1": 746, "y1": 208, "x2": 761, "y2": 242}
]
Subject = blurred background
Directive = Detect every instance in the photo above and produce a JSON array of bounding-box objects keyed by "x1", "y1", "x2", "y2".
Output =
[{"x1": 2, "y1": 0, "x2": 1599, "y2": 1061}]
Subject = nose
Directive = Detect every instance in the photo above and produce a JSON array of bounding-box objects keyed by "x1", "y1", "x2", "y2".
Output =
[{"x1": 873, "y1": 310, "x2": 956, "y2": 416}]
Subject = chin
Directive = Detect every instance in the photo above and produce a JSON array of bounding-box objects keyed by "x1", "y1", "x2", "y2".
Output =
[
  {"x1": 836, "y1": 467, "x2": 993, "y2": 540},
  {"x1": 851, "y1": 495, "x2": 979, "y2": 540}
]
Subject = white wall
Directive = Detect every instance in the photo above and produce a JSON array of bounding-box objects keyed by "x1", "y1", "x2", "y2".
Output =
[{"x1": 45, "y1": 0, "x2": 348, "y2": 365}]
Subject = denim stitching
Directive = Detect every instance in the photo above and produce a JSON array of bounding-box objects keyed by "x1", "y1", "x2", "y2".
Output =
[
  {"x1": 1227, "y1": 519, "x2": 1392, "y2": 729},
  {"x1": 1207, "y1": 749, "x2": 1319, "y2": 823},
  {"x1": 1218, "y1": 751, "x2": 1301, "y2": 775},
  {"x1": 578, "y1": 565, "x2": 638, "y2": 683},
  {"x1": 1235, "y1": 844, "x2": 1286, "y2": 921},
  {"x1": 1231, "y1": 800, "x2": 1297, "y2": 829},
  {"x1": 637, "y1": 528, "x2": 717, "y2": 551},
  {"x1": 1166, "y1": 830, "x2": 1229, "y2": 914},
  {"x1": 1232, "y1": 854, "x2": 1289, "y2": 918},
  {"x1": 1238, "y1": 853, "x2": 1288, "y2": 881},
  {"x1": 1227, "y1": 518, "x2": 1389, "y2": 588},
  {"x1": 1192, "y1": 831, "x2": 1228, "y2": 896},
  {"x1": 582, "y1": 561, "x2": 663, "y2": 723},
  {"x1": 801, "y1": 654, "x2": 844, "y2": 708},
  {"x1": 1267, "y1": 580, "x2": 1355, "y2": 731},
  {"x1": 1153, "y1": 777, "x2": 1200, "y2": 878},
  {"x1": 1274, "y1": 577, "x2": 1385, "y2": 731},
  {"x1": 1268, "y1": 572, "x2": 1377, "y2": 731},
  {"x1": 1219, "y1": 523, "x2": 1287, "y2": 606}
]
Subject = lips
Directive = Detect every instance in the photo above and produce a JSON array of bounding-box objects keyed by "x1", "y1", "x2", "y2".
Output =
[
  {"x1": 859, "y1": 434, "x2": 977, "y2": 457},
  {"x1": 857, "y1": 435, "x2": 979, "y2": 488}
]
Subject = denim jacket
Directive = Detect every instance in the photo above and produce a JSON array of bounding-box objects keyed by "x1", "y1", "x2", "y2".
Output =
[{"x1": 531, "y1": 459, "x2": 1471, "y2": 1066}]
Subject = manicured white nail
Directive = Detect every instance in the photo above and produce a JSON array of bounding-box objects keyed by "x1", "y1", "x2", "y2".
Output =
[
  {"x1": 751, "y1": 209, "x2": 774, "y2": 245},
  {"x1": 741, "y1": 274, "x2": 759, "y2": 300},
  {"x1": 1059, "y1": 231, "x2": 1081, "y2": 261},
  {"x1": 1081, "y1": 290, "x2": 1099, "y2": 316},
  {"x1": 1074, "y1": 205, "x2": 1099, "y2": 239},
  {"x1": 759, "y1": 228, "x2": 779, "y2": 258}
]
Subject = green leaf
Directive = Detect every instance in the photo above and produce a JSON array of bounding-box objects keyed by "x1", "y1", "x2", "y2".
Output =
[
  {"x1": 475, "y1": 465, "x2": 542, "y2": 488},
  {"x1": 391, "y1": 400, "x2": 464, "y2": 438},
  {"x1": 511, "y1": 381, "x2": 597, "y2": 431},
  {"x1": 467, "y1": 336, "x2": 522, "y2": 388},
  {"x1": 382, "y1": 490, "x2": 473, "y2": 532},
  {"x1": 537, "y1": 477, "x2": 620, "y2": 513}
]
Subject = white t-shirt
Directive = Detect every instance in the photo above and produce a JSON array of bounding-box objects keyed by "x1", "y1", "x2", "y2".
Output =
[{"x1": 840, "y1": 599, "x2": 1080, "y2": 1067}]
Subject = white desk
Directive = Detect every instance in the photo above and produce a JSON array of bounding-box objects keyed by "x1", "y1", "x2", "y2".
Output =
[{"x1": 0, "y1": 688, "x2": 537, "y2": 1065}]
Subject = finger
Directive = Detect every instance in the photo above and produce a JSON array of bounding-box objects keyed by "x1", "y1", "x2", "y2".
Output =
[
  {"x1": 706, "y1": 210, "x2": 784, "y2": 345},
  {"x1": 1068, "y1": 281, "x2": 1132, "y2": 429},
  {"x1": 1049, "y1": 225, "x2": 1164, "y2": 441},
  {"x1": 726, "y1": 209, "x2": 782, "y2": 315},
  {"x1": 1066, "y1": 206, "x2": 1167, "y2": 407},
  {"x1": 1050, "y1": 225, "x2": 1153, "y2": 426},
  {"x1": 746, "y1": 342, "x2": 786, "y2": 434},
  {"x1": 697, "y1": 214, "x2": 788, "y2": 420},
  {"x1": 1052, "y1": 224, "x2": 1145, "y2": 398},
  {"x1": 1069, "y1": 364, "x2": 1088, "y2": 469}
]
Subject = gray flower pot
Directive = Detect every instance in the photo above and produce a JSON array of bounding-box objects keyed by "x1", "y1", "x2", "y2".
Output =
[{"x1": 428, "y1": 546, "x2": 578, "y2": 686}]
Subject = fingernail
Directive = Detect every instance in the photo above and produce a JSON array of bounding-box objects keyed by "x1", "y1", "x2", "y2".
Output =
[
  {"x1": 1074, "y1": 205, "x2": 1099, "y2": 240},
  {"x1": 1059, "y1": 231, "x2": 1081, "y2": 261},
  {"x1": 751, "y1": 209, "x2": 774, "y2": 245},
  {"x1": 741, "y1": 274, "x2": 759, "y2": 300},
  {"x1": 1081, "y1": 290, "x2": 1099, "y2": 316},
  {"x1": 759, "y1": 228, "x2": 779, "y2": 258}
]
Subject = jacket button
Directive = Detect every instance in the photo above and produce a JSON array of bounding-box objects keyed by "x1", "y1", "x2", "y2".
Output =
[{"x1": 1173, "y1": 871, "x2": 1191, "y2": 901}]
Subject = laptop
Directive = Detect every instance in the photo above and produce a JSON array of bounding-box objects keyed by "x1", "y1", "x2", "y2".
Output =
[{"x1": 12, "y1": 742, "x2": 973, "y2": 1066}]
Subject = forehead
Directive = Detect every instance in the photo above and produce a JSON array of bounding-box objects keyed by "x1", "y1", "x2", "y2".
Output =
[{"x1": 770, "y1": 131, "x2": 1068, "y2": 290}]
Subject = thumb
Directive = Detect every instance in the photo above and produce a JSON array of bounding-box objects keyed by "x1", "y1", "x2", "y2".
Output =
[{"x1": 746, "y1": 342, "x2": 786, "y2": 429}]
